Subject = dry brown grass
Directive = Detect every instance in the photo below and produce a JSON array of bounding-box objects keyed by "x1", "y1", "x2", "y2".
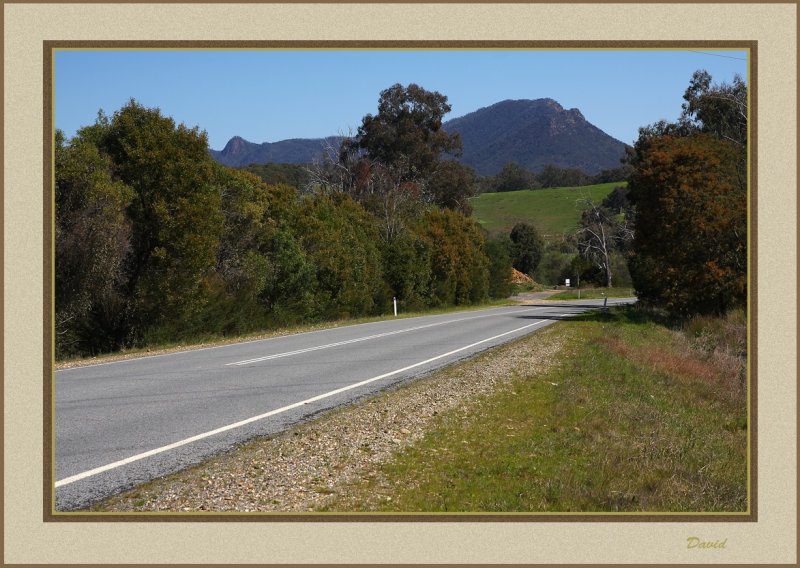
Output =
[{"x1": 595, "y1": 334, "x2": 745, "y2": 406}]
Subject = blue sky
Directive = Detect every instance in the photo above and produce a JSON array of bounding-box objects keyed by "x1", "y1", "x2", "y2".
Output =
[{"x1": 55, "y1": 49, "x2": 748, "y2": 150}]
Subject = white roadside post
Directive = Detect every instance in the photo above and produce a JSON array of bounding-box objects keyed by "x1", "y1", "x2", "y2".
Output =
[{"x1": 393, "y1": 297, "x2": 397, "y2": 317}]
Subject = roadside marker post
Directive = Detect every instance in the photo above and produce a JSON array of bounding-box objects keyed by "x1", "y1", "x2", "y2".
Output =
[{"x1": 393, "y1": 297, "x2": 397, "y2": 317}]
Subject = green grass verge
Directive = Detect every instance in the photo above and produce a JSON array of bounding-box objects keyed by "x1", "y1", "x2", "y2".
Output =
[
  {"x1": 319, "y1": 307, "x2": 748, "y2": 513},
  {"x1": 471, "y1": 182, "x2": 623, "y2": 237},
  {"x1": 548, "y1": 287, "x2": 636, "y2": 300}
]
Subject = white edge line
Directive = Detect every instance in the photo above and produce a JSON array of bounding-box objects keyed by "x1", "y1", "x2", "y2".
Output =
[{"x1": 55, "y1": 318, "x2": 554, "y2": 488}]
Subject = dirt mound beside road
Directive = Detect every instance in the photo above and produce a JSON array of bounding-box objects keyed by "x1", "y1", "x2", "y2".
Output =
[{"x1": 511, "y1": 268, "x2": 533, "y2": 284}]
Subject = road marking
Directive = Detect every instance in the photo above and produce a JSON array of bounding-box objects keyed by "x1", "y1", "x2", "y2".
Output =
[
  {"x1": 54, "y1": 317, "x2": 554, "y2": 488},
  {"x1": 226, "y1": 308, "x2": 533, "y2": 366},
  {"x1": 54, "y1": 306, "x2": 533, "y2": 373}
]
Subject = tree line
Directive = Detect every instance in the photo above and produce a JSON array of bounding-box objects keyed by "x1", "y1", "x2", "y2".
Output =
[
  {"x1": 496, "y1": 68, "x2": 748, "y2": 316},
  {"x1": 236, "y1": 150, "x2": 629, "y2": 198},
  {"x1": 627, "y1": 70, "x2": 747, "y2": 316},
  {"x1": 477, "y1": 162, "x2": 630, "y2": 194},
  {"x1": 55, "y1": 70, "x2": 747, "y2": 359},
  {"x1": 559, "y1": 69, "x2": 747, "y2": 315},
  {"x1": 55, "y1": 86, "x2": 511, "y2": 359}
]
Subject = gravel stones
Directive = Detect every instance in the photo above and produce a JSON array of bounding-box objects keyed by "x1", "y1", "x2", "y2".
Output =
[{"x1": 94, "y1": 327, "x2": 566, "y2": 513}]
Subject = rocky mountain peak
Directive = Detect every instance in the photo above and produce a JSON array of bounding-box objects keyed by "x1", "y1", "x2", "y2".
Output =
[
  {"x1": 221, "y1": 136, "x2": 249, "y2": 156},
  {"x1": 210, "y1": 98, "x2": 626, "y2": 175}
]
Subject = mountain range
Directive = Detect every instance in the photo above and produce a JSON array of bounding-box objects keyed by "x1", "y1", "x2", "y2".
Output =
[{"x1": 210, "y1": 98, "x2": 628, "y2": 176}]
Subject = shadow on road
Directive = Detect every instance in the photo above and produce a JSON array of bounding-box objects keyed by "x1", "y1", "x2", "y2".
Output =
[{"x1": 511, "y1": 301, "x2": 638, "y2": 321}]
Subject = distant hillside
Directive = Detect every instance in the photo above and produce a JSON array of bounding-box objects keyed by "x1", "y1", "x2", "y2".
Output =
[
  {"x1": 210, "y1": 98, "x2": 627, "y2": 175},
  {"x1": 471, "y1": 182, "x2": 623, "y2": 237},
  {"x1": 443, "y1": 99, "x2": 627, "y2": 176},
  {"x1": 209, "y1": 135, "x2": 335, "y2": 168}
]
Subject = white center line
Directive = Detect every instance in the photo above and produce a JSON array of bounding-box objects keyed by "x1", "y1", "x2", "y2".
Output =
[
  {"x1": 55, "y1": 317, "x2": 554, "y2": 488},
  {"x1": 226, "y1": 308, "x2": 533, "y2": 366}
]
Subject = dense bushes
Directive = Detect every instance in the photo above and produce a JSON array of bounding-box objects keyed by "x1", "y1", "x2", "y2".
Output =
[
  {"x1": 628, "y1": 133, "x2": 746, "y2": 315},
  {"x1": 55, "y1": 99, "x2": 496, "y2": 359},
  {"x1": 294, "y1": 193, "x2": 387, "y2": 320},
  {"x1": 484, "y1": 237, "x2": 513, "y2": 299},
  {"x1": 414, "y1": 209, "x2": 489, "y2": 306},
  {"x1": 626, "y1": 71, "x2": 747, "y2": 316}
]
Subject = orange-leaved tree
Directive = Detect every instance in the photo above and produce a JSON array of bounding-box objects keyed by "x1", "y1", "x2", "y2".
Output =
[
  {"x1": 415, "y1": 208, "x2": 489, "y2": 306},
  {"x1": 627, "y1": 132, "x2": 746, "y2": 315}
]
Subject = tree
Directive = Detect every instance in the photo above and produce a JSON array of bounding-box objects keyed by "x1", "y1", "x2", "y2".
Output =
[
  {"x1": 591, "y1": 165, "x2": 631, "y2": 184},
  {"x1": 680, "y1": 69, "x2": 748, "y2": 195},
  {"x1": 494, "y1": 161, "x2": 538, "y2": 192},
  {"x1": 484, "y1": 236, "x2": 513, "y2": 299},
  {"x1": 351, "y1": 83, "x2": 462, "y2": 179},
  {"x1": 206, "y1": 167, "x2": 315, "y2": 332},
  {"x1": 574, "y1": 199, "x2": 632, "y2": 288},
  {"x1": 627, "y1": 133, "x2": 746, "y2": 315},
  {"x1": 213, "y1": 163, "x2": 273, "y2": 299},
  {"x1": 294, "y1": 193, "x2": 386, "y2": 319},
  {"x1": 415, "y1": 209, "x2": 489, "y2": 306},
  {"x1": 509, "y1": 222, "x2": 544, "y2": 275},
  {"x1": 305, "y1": 130, "x2": 365, "y2": 198},
  {"x1": 315, "y1": 84, "x2": 466, "y2": 242},
  {"x1": 55, "y1": 130, "x2": 134, "y2": 356},
  {"x1": 366, "y1": 156, "x2": 430, "y2": 242},
  {"x1": 427, "y1": 159, "x2": 477, "y2": 215},
  {"x1": 681, "y1": 69, "x2": 747, "y2": 149},
  {"x1": 562, "y1": 254, "x2": 604, "y2": 288},
  {"x1": 242, "y1": 162, "x2": 309, "y2": 189},
  {"x1": 627, "y1": 71, "x2": 748, "y2": 192},
  {"x1": 536, "y1": 164, "x2": 563, "y2": 189},
  {"x1": 99, "y1": 100, "x2": 224, "y2": 331},
  {"x1": 622, "y1": 70, "x2": 748, "y2": 315},
  {"x1": 380, "y1": 231, "x2": 433, "y2": 312},
  {"x1": 533, "y1": 238, "x2": 575, "y2": 286},
  {"x1": 600, "y1": 185, "x2": 632, "y2": 216},
  {"x1": 536, "y1": 164, "x2": 592, "y2": 189}
]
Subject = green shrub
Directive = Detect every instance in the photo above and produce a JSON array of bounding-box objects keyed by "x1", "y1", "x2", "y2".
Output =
[{"x1": 415, "y1": 209, "x2": 490, "y2": 306}]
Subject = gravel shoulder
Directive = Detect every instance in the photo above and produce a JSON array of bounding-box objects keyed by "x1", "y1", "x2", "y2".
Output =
[
  {"x1": 89, "y1": 322, "x2": 567, "y2": 513},
  {"x1": 511, "y1": 289, "x2": 563, "y2": 304}
]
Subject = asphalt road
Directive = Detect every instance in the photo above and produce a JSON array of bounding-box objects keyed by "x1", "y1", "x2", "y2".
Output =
[{"x1": 53, "y1": 298, "x2": 635, "y2": 511}]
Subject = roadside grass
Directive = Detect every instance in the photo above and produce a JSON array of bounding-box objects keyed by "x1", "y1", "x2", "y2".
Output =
[
  {"x1": 511, "y1": 281, "x2": 547, "y2": 295},
  {"x1": 55, "y1": 298, "x2": 517, "y2": 369},
  {"x1": 320, "y1": 307, "x2": 748, "y2": 513},
  {"x1": 471, "y1": 182, "x2": 622, "y2": 237},
  {"x1": 547, "y1": 287, "x2": 636, "y2": 301}
]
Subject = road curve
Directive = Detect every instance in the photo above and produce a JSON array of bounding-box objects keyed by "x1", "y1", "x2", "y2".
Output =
[{"x1": 53, "y1": 298, "x2": 634, "y2": 511}]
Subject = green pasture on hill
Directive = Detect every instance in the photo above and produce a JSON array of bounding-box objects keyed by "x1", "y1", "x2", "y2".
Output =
[{"x1": 471, "y1": 182, "x2": 624, "y2": 237}]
